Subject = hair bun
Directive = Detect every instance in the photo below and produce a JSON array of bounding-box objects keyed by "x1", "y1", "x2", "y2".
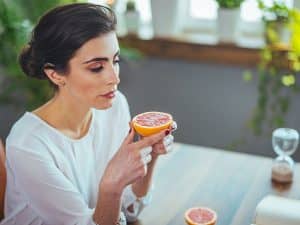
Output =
[{"x1": 18, "y1": 44, "x2": 46, "y2": 80}]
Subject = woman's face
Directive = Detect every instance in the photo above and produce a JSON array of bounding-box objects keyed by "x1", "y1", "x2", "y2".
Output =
[{"x1": 62, "y1": 31, "x2": 120, "y2": 110}]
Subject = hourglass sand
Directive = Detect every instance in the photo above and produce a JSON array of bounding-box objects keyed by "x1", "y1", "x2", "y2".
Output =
[{"x1": 271, "y1": 128, "x2": 299, "y2": 183}]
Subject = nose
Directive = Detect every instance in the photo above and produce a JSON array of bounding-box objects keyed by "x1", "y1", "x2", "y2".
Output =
[{"x1": 107, "y1": 63, "x2": 120, "y2": 85}]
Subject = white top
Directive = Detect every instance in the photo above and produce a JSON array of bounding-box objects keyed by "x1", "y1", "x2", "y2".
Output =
[{"x1": 2, "y1": 91, "x2": 145, "y2": 225}]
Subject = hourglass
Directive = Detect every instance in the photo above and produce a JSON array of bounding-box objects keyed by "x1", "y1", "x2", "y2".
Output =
[{"x1": 271, "y1": 128, "x2": 299, "y2": 183}]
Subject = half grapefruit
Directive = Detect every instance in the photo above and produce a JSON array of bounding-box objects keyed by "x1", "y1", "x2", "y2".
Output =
[
  {"x1": 132, "y1": 111, "x2": 173, "y2": 136},
  {"x1": 184, "y1": 207, "x2": 217, "y2": 225}
]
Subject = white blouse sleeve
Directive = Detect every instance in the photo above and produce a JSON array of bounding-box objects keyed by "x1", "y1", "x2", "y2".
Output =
[
  {"x1": 121, "y1": 185, "x2": 153, "y2": 222},
  {"x1": 6, "y1": 144, "x2": 97, "y2": 225}
]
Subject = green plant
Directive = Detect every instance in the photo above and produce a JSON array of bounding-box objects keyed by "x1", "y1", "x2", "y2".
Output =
[
  {"x1": 290, "y1": 8, "x2": 300, "y2": 56},
  {"x1": 258, "y1": 0, "x2": 290, "y2": 22},
  {"x1": 244, "y1": 2, "x2": 300, "y2": 136},
  {"x1": 216, "y1": 0, "x2": 244, "y2": 8},
  {"x1": 0, "y1": 0, "x2": 57, "y2": 110},
  {"x1": 126, "y1": 0, "x2": 136, "y2": 12}
]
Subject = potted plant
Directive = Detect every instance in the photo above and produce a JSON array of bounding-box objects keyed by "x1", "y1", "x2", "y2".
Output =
[
  {"x1": 258, "y1": 0, "x2": 291, "y2": 45},
  {"x1": 124, "y1": 0, "x2": 140, "y2": 35},
  {"x1": 150, "y1": 0, "x2": 185, "y2": 37},
  {"x1": 216, "y1": 0, "x2": 244, "y2": 43},
  {"x1": 244, "y1": 4, "x2": 300, "y2": 136},
  {"x1": 0, "y1": 0, "x2": 53, "y2": 110}
]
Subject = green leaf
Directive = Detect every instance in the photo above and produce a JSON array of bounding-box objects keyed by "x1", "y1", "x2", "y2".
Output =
[
  {"x1": 243, "y1": 70, "x2": 252, "y2": 82},
  {"x1": 279, "y1": 97, "x2": 289, "y2": 114},
  {"x1": 292, "y1": 62, "x2": 300, "y2": 71},
  {"x1": 281, "y1": 74, "x2": 296, "y2": 86},
  {"x1": 215, "y1": 0, "x2": 244, "y2": 8},
  {"x1": 273, "y1": 116, "x2": 285, "y2": 127},
  {"x1": 261, "y1": 49, "x2": 272, "y2": 61}
]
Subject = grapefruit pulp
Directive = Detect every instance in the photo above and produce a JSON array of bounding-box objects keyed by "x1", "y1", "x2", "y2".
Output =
[
  {"x1": 132, "y1": 112, "x2": 173, "y2": 136},
  {"x1": 184, "y1": 207, "x2": 217, "y2": 225}
]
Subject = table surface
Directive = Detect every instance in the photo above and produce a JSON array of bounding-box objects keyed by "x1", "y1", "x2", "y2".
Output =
[{"x1": 131, "y1": 143, "x2": 300, "y2": 225}]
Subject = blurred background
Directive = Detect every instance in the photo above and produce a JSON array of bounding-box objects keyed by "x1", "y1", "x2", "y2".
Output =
[{"x1": 0, "y1": 0, "x2": 300, "y2": 160}]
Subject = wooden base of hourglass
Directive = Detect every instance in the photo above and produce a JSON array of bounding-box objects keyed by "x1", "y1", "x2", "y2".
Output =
[{"x1": 271, "y1": 163, "x2": 293, "y2": 183}]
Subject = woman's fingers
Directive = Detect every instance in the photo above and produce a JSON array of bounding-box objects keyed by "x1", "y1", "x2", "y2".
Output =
[
  {"x1": 165, "y1": 143, "x2": 173, "y2": 153},
  {"x1": 134, "y1": 130, "x2": 167, "y2": 149},
  {"x1": 171, "y1": 121, "x2": 177, "y2": 132},
  {"x1": 123, "y1": 125, "x2": 135, "y2": 145},
  {"x1": 140, "y1": 146, "x2": 152, "y2": 158},
  {"x1": 141, "y1": 154, "x2": 152, "y2": 165},
  {"x1": 139, "y1": 147, "x2": 153, "y2": 174},
  {"x1": 163, "y1": 135, "x2": 174, "y2": 147},
  {"x1": 152, "y1": 135, "x2": 174, "y2": 155}
]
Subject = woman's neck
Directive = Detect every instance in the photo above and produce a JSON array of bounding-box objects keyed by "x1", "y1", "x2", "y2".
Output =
[{"x1": 33, "y1": 93, "x2": 93, "y2": 139}]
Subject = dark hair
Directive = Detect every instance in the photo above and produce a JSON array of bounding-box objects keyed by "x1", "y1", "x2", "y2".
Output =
[{"x1": 19, "y1": 3, "x2": 116, "y2": 83}]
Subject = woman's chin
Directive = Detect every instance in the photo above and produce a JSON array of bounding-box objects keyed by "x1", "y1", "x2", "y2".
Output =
[{"x1": 93, "y1": 100, "x2": 114, "y2": 110}]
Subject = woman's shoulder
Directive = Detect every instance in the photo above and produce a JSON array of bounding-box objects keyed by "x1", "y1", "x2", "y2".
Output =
[{"x1": 6, "y1": 112, "x2": 49, "y2": 148}]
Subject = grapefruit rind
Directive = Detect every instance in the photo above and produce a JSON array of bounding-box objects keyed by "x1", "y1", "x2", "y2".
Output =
[
  {"x1": 184, "y1": 207, "x2": 217, "y2": 225},
  {"x1": 132, "y1": 111, "x2": 173, "y2": 136}
]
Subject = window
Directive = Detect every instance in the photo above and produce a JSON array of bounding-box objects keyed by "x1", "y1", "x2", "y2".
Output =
[
  {"x1": 134, "y1": 0, "x2": 151, "y2": 23},
  {"x1": 88, "y1": 0, "x2": 296, "y2": 46},
  {"x1": 87, "y1": 0, "x2": 107, "y2": 4},
  {"x1": 88, "y1": 0, "x2": 294, "y2": 27},
  {"x1": 187, "y1": 0, "x2": 294, "y2": 47},
  {"x1": 190, "y1": 0, "x2": 217, "y2": 20},
  {"x1": 189, "y1": 0, "x2": 294, "y2": 22},
  {"x1": 93, "y1": 0, "x2": 151, "y2": 23}
]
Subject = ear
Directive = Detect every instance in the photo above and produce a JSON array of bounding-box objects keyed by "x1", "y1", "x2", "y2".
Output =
[{"x1": 44, "y1": 67, "x2": 66, "y2": 87}]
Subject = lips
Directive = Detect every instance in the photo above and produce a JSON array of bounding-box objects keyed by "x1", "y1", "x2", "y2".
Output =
[{"x1": 100, "y1": 90, "x2": 116, "y2": 99}]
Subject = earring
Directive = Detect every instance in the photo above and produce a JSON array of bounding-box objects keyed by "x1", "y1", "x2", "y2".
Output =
[{"x1": 60, "y1": 81, "x2": 66, "y2": 87}]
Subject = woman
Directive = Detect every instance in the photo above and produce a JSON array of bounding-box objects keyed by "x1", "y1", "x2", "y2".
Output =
[{"x1": 3, "y1": 3, "x2": 175, "y2": 225}]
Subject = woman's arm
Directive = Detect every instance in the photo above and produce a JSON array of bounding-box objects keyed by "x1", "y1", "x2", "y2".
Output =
[
  {"x1": 93, "y1": 129, "x2": 168, "y2": 224},
  {"x1": 93, "y1": 179, "x2": 123, "y2": 225},
  {"x1": 131, "y1": 154, "x2": 158, "y2": 198},
  {"x1": 7, "y1": 145, "x2": 98, "y2": 225}
]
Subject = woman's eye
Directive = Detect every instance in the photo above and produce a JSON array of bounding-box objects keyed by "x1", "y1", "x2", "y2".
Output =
[
  {"x1": 113, "y1": 59, "x2": 120, "y2": 65},
  {"x1": 90, "y1": 67, "x2": 103, "y2": 73}
]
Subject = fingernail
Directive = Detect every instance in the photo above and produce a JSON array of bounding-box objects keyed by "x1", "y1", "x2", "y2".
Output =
[
  {"x1": 165, "y1": 130, "x2": 170, "y2": 136},
  {"x1": 128, "y1": 128, "x2": 132, "y2": 133}
]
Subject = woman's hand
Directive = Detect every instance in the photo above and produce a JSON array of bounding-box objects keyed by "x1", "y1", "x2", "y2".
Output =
[
  {"x1": 101, "y1": 128, "x2": 168, "y2": 194},
  {"x1": 151, "y1": 121, "x2": 177, "y2": 158}
]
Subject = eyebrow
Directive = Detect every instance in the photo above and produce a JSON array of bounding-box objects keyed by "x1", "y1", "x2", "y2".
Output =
[{"x1": 83, "y1": 50, "x2": 120, "y2": 64}]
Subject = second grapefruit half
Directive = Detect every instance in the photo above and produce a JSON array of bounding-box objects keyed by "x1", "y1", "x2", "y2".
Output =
[{"x1": 184, "y1": 207, "x2": 217, "y2": 225}]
